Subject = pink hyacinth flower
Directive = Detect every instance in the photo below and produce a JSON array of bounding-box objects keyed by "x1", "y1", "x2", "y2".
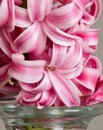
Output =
[
  {"x1": 10, "y1": 43, "x2": 83, "y2": 107},
  {"x1": 75, "y1": 0, "x2": 102, "y2": 25},
  {"x1": 0, "y1": 29, "x2": 21, "y2": 96},
  {"x1": 0, "y1": 0, "x2": 15, "y2": 31},
  {"x1": 15, "y1": 0, "x2": 83, "y2": 52},
  {"x1": 15, "y1": 88, "x2": 57, "y2": 109},
  {"x1": 86, "y1": 80, "x2": 103, "y2": 105},
  {"x1": 73, "y1": 56, "x2": 102, "y2": 96},
  {"x1": 71, "y1": 28, "x2": 99, "y2": 58}
]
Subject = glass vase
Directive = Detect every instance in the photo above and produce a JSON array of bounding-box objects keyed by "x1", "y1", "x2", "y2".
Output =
[{"x1": 0, "y1": 98, "x2": 103, "y2": 130}]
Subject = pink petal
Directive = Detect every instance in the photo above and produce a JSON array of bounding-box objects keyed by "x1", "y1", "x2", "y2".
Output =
[
  {"x1": 27, "y1": 0, "x2": 53, "y2": 21},
  {"x1": 0, "y1": 49, "x2": 11, "y2": 67},
  {"x1": 15, "y1": 5, "x2": 31, "y2": 28},
  {"x1": 15, "y1": 90, "x2": 42, "y2": 106},
  {"x1": 48, "y1": 2, "x2": 82, "y2": 29},
  {"x1": 75, "y1": 0, "x2": 102, "y2": 21},
  {"x1": 53, "y1": 96, "x2": 65, "y2": 106},
  {"x1": 0, "y1": 30, "x2": 16, "y2": 57},
  {"x1": 48, "y1": 71, "x2": 80, "y2": 106},
  {"x1": 0, "y1": 0, "x2": 15, "y2": 31},
  {"x1": 49, "y1": 44, "x2": 67, "y2": 66},
  {"x1": 8, "y1": 54, "x2": 46, "y2": 83},
  {"x1": 37, "y1": 88, "x2": 56, "y2": 108},
  {"x1": 42, "y1": 20, "x2": 76, "y2": 46},
  {"x1": 0, "y1": 0, "x2": 9, "y2": 27},
  {"x1": 84, "y1": 56, "x2": 102, "y2": 72},
  {"x1": 45, "y1": 0, "x2": 54, "y2": 15},
  {"x1": 80, "y1": 0, "x2": 102, "y2": 25},
  {"x1": 74, "y1": 29, "x2": 99, "y2": 55},
  {"x1": 19, "y1": 72, "x2": 52, "y2": 92},
  {"x1": 14, "y1": 22, "x2": 47, "y2": 54},
  {"x1": 56, "y1": 61, "x2": 83, "y2": 79},
  {"x1": 0, "y1": 83, "x2": 20, "y2": 96},
  {"x1": 0, "y1": 65, "x2": 11, "y2": 88},
  {"x1": 89, "y1": 0, "x2": 102, "y2": 21},
  {"x1": 74, "y1": 56, "x2": 102, "y2": 95},
  {"x1": 74, "y1": 68, "x2": 100, "y2": 95},
  {"x1": 86, "y1": 81, "x2": 103, "y2": 105},
  {"x1": 56, "y1": 0, "x2": 70, "y2": 4},
  {"x1": 60, "y1": 44, "x2": 83, "y2": 69},
  {"x1": 75, "y1": 0, "x2": 93, "y2": 9},
  {"x1": 80, "y1": 10, "x2": 95, "y2": 25},
  {"x1": 7, "y1": 0, "x2": 15, "y2": 31},
  {"x1": 10, "y1": 26, "x2": 24, "y2": 41},
  {"x1": 14, "y1": 0, "x2": 22, "y2": 5}
]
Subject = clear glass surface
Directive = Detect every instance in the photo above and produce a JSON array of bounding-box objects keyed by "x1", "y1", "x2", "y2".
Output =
[{"x1": 0, "y1": 98, "x2": 103, "y2": 130}]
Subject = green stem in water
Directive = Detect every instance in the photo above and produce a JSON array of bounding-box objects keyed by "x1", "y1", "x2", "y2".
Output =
[
  {"x1": 24, "y1": 119, "x2": 48, "y2": 130},
  {"x1": 25, "y1": 126, "x2": 48, "y2": 130},
  {"x1": 25, "y1": 125, "x2": 33, "y2": 130}
]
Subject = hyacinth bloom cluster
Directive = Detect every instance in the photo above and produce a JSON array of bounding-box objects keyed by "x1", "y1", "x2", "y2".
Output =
[{"x1": 0, "y1": 0, "x2": 103, "y2": 108}]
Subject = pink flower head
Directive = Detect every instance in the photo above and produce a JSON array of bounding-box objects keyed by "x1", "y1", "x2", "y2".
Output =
[
  {"x1": 15, "y1": 0, "x2": 83, "y2": 52},
  {"x1": 9, "y1": 43, "x2": 83, "y2": 107},
  {"x1": 0, "y1": 0, "x2": 102, "y2": 108}
]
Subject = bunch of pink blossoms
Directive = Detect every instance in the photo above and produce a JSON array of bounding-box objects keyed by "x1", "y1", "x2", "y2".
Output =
[{"x1": 0, "y1": 0, "x2": 103, "y2": 108}]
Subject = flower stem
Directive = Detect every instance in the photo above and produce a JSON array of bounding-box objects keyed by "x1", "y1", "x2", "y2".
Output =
[
  {"x1": 25, "y1": 126, "x2": 48, "y2": 130},
  {"x1": 25, "y1": 125, "x2": 33, "y2": 130}
]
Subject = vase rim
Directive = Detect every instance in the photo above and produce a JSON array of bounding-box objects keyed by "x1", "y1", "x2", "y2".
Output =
[{"x1": 0, "y1": 97, "x2": 103, "y2": 119}]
